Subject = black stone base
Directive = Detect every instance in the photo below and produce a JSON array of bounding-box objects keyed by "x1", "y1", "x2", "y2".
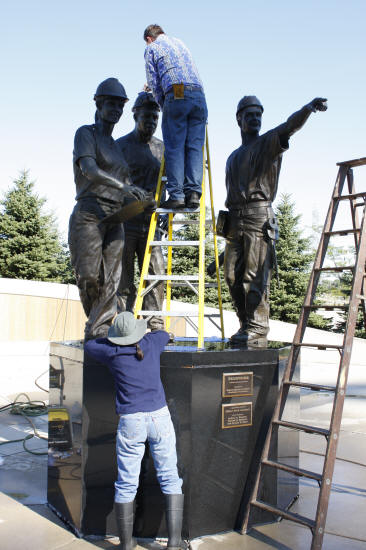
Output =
[{"x1": 48, "y1": 339, "x2": 299, "y2": 539}]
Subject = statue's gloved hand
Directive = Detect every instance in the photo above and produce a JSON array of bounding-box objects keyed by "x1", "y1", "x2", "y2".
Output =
[
  {"x1": 144, "y1": 199, "x2": 157, "y2": 214},
  {"x1": 126, "y1": 185, "x2": 147, "y2": 201},
  {"x1": 307, "y1": 98, "x2": 328, "y2": 112}
]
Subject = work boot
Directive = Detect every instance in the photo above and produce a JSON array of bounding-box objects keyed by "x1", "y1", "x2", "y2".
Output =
[
  {"x1": 165, "y1": 494, "x2": 187, "y2": 550},
  {"x1": 160, "y1": 198, "x2": 185, "y2": 210},
  {"x1": 229, "y1": 327, "x2": 247, "y2": 343},
  {"x1": 185, "y1": 192, "x2": 201, "y2": 209},
  {"x1": 230, "y1": 328, "x2": 267, "y2": 347},
  {"x1": 114, "y1": 501, "x2": 137, "y2": 550}
]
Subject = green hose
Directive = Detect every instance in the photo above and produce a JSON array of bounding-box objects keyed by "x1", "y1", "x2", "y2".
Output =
[{"x1": 0, "y1": 393, "x2": 48, "y2": 456}]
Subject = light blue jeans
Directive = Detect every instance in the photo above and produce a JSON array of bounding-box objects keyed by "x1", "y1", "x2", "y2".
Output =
[
  {"x1": 115, "y1": 406, "x2": 183, "y2": 503},
  {"x1": 162, "y1": 89, "x2": 208, "y2": 201}
]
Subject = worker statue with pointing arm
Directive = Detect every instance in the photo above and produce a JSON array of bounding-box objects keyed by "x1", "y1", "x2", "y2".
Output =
[
  {"x1": 68, "y1": 78, "x2": 147, "y2": 341},
  {"x1": 224, "y1": 95, "x2": 327, "y2": 346}
]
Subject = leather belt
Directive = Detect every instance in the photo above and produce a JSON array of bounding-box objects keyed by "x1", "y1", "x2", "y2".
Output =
[{"x1": 230, "y1": 201, "x2": 273, "y2": 217}]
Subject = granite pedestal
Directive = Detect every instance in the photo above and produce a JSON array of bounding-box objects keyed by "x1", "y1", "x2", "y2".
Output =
[{"x1": 48, "y1": 339, "x2": 299, "y2": 540}]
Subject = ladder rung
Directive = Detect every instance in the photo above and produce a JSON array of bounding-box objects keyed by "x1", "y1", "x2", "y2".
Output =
[
  {"x1": 314, "y1": 265, "x2": 354, "y2": 272},
  {"x1": 273, "y1": 420, "x2": 330, "y2": 437},
  {"x1": 324, "y1": 229, "x2": 360, "y2": 236},
  {"x1": 251, "y1": 500, "x2": 315, "y2": 530},
  {"x1": 262, "y1": 459, "x2": 322, "y2": 482},
  {"x1": 284, "y1": 381, "x2": 336, "y2": 392},
  {"x1": 137, "y1": 310, "x2": 221, "y2": 317},
  {"x1": 294, "y1": 342, "x2": 342, "y2": 350},
  {"x1": 304, "y1": 304, "x2": 348, "y2": 310},
  {"x1": 169, "y1": 282, "x2": 218, "y2": 288},
  {"x1": 334, "y1": 192, "x2": 366, "y2": 201},
  {"x1": 150, "y1": 240, "x2": 201, "y2": 246},
  {"x1": 156, "y1": 207, "x2": 199, "y2": 213},
  {"x1": 170, "y1": 219, "x2": 213, "y2": 225},
  {"x1": 144, "y1": 275, "x2": 199, "y2": 281}
]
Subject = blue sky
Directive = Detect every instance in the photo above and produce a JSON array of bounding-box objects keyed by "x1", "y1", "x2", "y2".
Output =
[{"x1": 1, "y1": 0, "x2": 365, "y2": 239}]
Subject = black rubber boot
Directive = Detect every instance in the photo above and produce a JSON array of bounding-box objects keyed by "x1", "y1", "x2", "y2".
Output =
[
  {"x1": 114, "y1": 501, "x2": 137, "y2": 550},
  {"x1": 165, "y1": 494, "x2": 187, "y2": 550}
]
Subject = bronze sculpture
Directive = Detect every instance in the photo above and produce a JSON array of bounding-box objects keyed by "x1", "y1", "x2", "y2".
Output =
[
  {"x1": 224, "y1": 95, "x2": 327, "y2": 345},
  {"x1": 68, "y1": 78, "x2": 146, "y2": 340},
  {"x1": 116, "y1": 92, "x2": 165, "y2": 330}
]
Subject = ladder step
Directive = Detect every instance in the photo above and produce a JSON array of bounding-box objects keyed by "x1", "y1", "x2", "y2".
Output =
[
  {"x1": 262, "y1": 459, "x2": 322, "y2": 482},
  {"x1": 294, "y1": 342, "x2": 343, "y2": 350},
  {"x1": 251, "y1": 500, "x2": 315, "y2": 530},
  {"x1": 336, "y1": 157, "x2": 366, "y2": 168},
  {"x1": 137, "y1": 310, "x2": 221, "y2": 317},
  {"x1": 314, "y1": 265, "x2": 354, "y2": 272},
  {"x1": 324, "y1": 229, "x2": 360, "y2": 236},
  {"x1": 150, "y1": 240, "x2": 201, "y2": 246},
  {"x1": 169, "y1": 219, "x2": 213, "y2": 225},
  {"x1": 273, "y1": 420, "x2": 330, "y2": 437},
  {"x1": 284, "y1": 381, "x2": 336, "y2": 392},
  {"x1": 156, "y1": 207, "x2": 199, "y2": 213},
  {"x1": 144, "y1": 275, "x2": 199, "y2": 281},
  {"x1": 334, "y1": 192, "x2": 366, "y2": 201},
  {"x1": 304, "y1": 304, "x2": 348, "y2": 310},
  {"x1": 171, "y1": 282, "x2": 218, "y2": 287}
]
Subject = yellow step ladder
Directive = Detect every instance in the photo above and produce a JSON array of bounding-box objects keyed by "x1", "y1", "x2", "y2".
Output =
[{"x1": 134, "y1": 128, "x2": 224, "y2": 348}]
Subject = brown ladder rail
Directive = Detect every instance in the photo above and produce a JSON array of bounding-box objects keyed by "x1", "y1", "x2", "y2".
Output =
[{"x1": 241, "y1": 157, "x2": 366, "y2": 549}]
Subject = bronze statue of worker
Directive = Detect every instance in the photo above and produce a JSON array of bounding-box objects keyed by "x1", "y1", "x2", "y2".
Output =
[
  {"x1": 224, "y1": 95, "x2": 327, "y2": 346},
  {"x1": 68, "y1": 78, "x2": 146, "y2": 340},
  {"x1": 116, "y1": 92, "x2": 165, "y2": 330}
]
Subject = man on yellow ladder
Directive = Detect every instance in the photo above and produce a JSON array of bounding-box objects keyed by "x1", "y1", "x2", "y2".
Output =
[{"x1": 143, "y1": 24, "x2": 208, "y2": 211}]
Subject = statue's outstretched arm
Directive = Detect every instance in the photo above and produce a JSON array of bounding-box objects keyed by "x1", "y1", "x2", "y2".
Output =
[{"x1": 277, "y1": 97, "x2": 328, "y2": 139}]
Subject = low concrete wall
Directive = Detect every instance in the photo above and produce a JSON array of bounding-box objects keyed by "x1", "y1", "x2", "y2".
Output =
[{"x1": 0, "y1": 278, "x2": 86, "y2": 342}]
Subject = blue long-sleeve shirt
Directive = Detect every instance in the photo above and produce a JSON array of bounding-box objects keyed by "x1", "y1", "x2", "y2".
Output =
[
  {"x1": 144, "y1": 34, "x2": 203, "y2": 108},
  {"x1": 84, "y1": 331, "x2": 170, "y2": 415}
]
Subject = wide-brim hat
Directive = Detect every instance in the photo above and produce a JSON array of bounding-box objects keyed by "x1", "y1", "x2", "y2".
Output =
[{"x1": 108, "y1": 312, "x2": 147, "y2": 345}]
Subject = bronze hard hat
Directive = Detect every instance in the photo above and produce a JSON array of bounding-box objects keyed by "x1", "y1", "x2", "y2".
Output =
[
  {"x1": 94, "y1": 78, "x2": 128, "y2": 101},
  {"x1": 236, "y1": 95, "x2": 264, "y2": 116},
  {"x1": 132, "y1": 91, "x2": 160, "y2": 112}
]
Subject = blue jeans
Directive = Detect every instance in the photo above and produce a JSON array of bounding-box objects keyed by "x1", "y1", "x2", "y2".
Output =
[
  {"x1": 162, "y1": 89, "x2": 208, "y2": 201},
  {"x1": 115, "y1": 406, "x2": 183, "y2": 503}
]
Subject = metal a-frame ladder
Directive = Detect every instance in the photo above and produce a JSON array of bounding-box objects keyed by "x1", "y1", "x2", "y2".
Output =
[
  {"x1": 134, "y1": 128, "x2": 225, "y2": 348},
  {"x1": 241, "y1": 157, "x2": 366, "y2": 549}
]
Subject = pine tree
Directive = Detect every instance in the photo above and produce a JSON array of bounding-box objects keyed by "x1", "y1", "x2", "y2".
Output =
[
  {"x1": 270, "y1": 193, "x2": 330, "y2": 329},
  {"x1": 0, "y1": 171, "x2": 74, "y2": 282},
  {"x1": 334, "y1": 271, "x2": 365, "y2": 338}
]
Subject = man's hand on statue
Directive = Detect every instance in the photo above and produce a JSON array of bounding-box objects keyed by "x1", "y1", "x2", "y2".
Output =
[{"x1": 308, "y1": 98, "x2": 328, "y2": 112}]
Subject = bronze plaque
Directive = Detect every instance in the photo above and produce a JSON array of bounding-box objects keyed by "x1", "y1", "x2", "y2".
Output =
[
  {"x1": 222, "y1": 402, "x2": 252, "y2": 429},
  {"x1": 222, "y1": 372, "x2": 253, "y2": 397}
]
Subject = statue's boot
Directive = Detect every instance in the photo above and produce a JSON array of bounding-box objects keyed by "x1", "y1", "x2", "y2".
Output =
[
  {"x1": 165, "y1": 494, "x2": 188, "y2": 550},
  {"x1": 230, "y1": 327, "x2": 267, "y2": 347},
  {"x1": 115, "y1": 501, "x2": 137, "y2": 550}
]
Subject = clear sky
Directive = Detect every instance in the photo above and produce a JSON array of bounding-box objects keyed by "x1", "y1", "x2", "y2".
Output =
[{"x1": 1, "y1": 0, "x2": 365, "y2": 240}]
